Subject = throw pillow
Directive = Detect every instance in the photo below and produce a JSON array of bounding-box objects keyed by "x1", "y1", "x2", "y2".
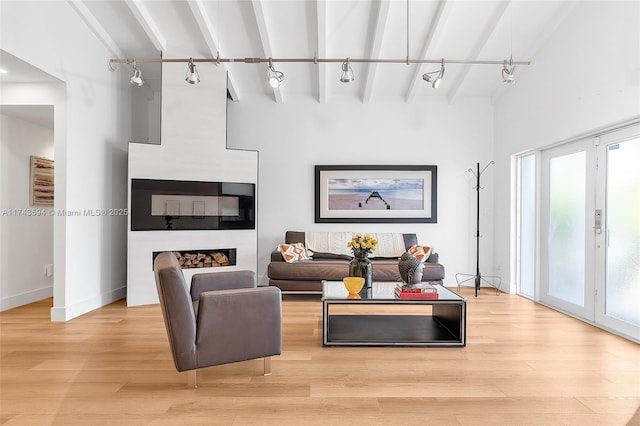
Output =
[
  {"x1": 408, "y1": 245, "x2": 432, "y2": 262},
  {"x1": 278, "y1": 243, "x2": 312, "y2": 263}
]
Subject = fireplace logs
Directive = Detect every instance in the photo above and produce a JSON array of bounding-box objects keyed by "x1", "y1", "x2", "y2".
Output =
[{"x1": 171, "y1": 251, "x2": 230, "y2": 269}]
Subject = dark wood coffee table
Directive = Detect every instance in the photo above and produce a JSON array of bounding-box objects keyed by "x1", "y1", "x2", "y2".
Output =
[{"x1": 322, "y1": 281, "x2": 466, "y2": 347}]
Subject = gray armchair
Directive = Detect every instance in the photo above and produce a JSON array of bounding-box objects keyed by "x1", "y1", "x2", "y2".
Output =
[{"x1": 153, "y1": 252, "x2": 282, "y2": 387}]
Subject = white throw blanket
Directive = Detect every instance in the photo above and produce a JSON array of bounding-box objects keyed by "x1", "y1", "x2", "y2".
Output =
[{"x1": 305, "y1": 232, "x2": 406, "y2": 258}]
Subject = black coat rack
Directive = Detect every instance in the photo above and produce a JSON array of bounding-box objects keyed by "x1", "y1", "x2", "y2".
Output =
[{"x1": 455, "y1": 161, "x2": 502, "y2": 297}]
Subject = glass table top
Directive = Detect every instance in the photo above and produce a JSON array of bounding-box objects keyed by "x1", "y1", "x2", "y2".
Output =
[{"x1": 322, "y1": 281, "x2": 465, "y2": 302}]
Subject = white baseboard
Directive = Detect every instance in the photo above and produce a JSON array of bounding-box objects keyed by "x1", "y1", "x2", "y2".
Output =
[
  {"x1": 0, "y1": 286, "x2": 53, "y2": 311},
  {"x1": 50, "y1": 285, "x2": 127, "y2": 321}
]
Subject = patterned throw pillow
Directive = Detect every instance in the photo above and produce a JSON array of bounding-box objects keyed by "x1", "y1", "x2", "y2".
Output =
[
  {"x1": 278, "y1": 243, "x2": 312, "y2": 263},
  {"x1": 408, "y1": 245, "x2": 432, "y2": 262}
]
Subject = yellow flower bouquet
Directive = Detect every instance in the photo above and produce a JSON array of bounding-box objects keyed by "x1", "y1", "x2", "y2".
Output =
[{"x1": 347, "y1": 233, "x2": 378, "y2": 259}]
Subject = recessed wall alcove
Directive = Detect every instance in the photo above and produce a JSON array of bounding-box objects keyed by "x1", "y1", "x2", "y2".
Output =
[
  {"x1": 152, "y1": 249, "x2": 237, "y2": 270},
  {"x1": 127, "y1": 62, "x2": 258, "y2": 307}
]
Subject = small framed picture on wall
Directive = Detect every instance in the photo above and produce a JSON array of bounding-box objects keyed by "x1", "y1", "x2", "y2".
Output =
[{"x1": 30, "y1": 156, "x2": 54, "y2": 206}]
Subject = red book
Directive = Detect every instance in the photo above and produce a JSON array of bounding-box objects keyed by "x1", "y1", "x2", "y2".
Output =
[
  {"x1": 395, "y1": 283, "x2": 438, "y2": 294},
  {"x1": 394, "y1": 289, "x2": 439, "y2": 299}
]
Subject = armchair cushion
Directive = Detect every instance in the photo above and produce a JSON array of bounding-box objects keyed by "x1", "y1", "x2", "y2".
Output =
[
  {"x1": 196, "y1": 287, "x2": 282, "y2": 368},
  {"x1": 191, "y1": 270, "x2": 256, "y2": 301}
]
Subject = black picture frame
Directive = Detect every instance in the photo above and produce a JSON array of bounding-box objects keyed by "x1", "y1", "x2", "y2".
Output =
[{"x1": 315, "y1": 165, "x2": 438, "y2": 223}]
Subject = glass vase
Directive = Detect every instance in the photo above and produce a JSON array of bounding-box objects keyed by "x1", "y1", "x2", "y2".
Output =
[{"x1": 349, "y1": 254, "x2": 373, "y2": 290}]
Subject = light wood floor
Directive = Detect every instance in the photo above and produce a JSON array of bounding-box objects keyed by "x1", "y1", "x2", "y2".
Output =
[{"x1": 1, "y1": 287, "x2": 639, "y2": 425}]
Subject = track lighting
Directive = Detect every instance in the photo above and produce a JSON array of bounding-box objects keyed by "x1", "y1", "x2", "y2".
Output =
[
  {"x1": 502, "y1": 56, "x2": 516, "y2": 84},
  {"x1": 185, "y1": 58, "x2": 200, "y2": 85},
  {"x1": 422, "y1": 59, "x2": 444, "y2": 88},
  {"x1": 110, "y1": 56, "x2": 531, "y2": 89},
  {"x1": 340, "y1": 58, "x2": 354, "y2": 83},
  {"x1": 267, "y1": 59, "x2": 284, "y2": 88},
  {"x1": 129, "y1": 61, "x2": 144, "y2": 86}
]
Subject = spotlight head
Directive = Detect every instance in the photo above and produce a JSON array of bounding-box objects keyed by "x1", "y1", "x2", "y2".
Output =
[
  {"x1": 129, "y1": 61, "x2": 144, "y2": 86},
  {"x1": 185, "y1": 59, "x2": 200, "y2": 85},
  {"x1": 267, "y1": 65, "x2": 285, "y2": 88},
  {"x1": 502, "y1": 58, "x2": 516, "y2": 84},
  {"x1": 340, "y1": 60, "x2": 354, "y2": 83},
  {"x1": 502, "y1": 67, "x2": 516, "y2": 84},
  {"x1": 422, "y1": 60, "x2": 444, "y2": 89},
  {"x1": 130, "y1": 69, "x2": 144, "y2": 86}
]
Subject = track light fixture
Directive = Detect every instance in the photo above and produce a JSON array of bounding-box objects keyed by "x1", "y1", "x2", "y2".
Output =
[
  {"x1": 129, "y1": 61, "x2": 144, "y2": 86},
  {"x1": 340, "y1": 58, "x2": 354, "y2": 83},
  {"x1": 267, "y1": 59, "x2": 284, "y2": 88},
  {"x1": 185, "y1": 58, "x2": 200, "y2": 85},
  {"x1": 502, "y1": 56, "x2": 516, "y2": 84},
  {"x1": 109, "y1": 56, "x2": 531, "y2": 89},
  {"x1": 422, "y1": 59, "x2": 445, "y2": 89}
]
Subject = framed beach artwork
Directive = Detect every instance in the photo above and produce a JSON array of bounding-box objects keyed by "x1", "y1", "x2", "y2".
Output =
[{"x1": 315, "y1": 165, "x2": 437, "y2": 223}]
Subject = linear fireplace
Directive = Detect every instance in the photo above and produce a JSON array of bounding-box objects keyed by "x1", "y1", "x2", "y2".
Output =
[{"x1": 131, "y1": 179, "x2": 255, "y2": 231}]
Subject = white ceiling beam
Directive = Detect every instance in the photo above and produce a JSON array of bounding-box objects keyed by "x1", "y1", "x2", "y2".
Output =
[
  {"x1": 362, "y1": 1, "x2": 391, "y2": 104},
  {"x1": 251, "y1": 0, "x2": 283, "y2": 104},
  {"x1": 447, "y1": 1, "x2": 510, "y2": 105},
  {"x1": 316, "y1": 0, "x2": 327, "y2": 104},
  {"x1": 491, "y1": 1, "x2": 577, "y2": 105},
  {"x1": 125, "y1": 0, "x2": 167, "y2": 53},
  {"x1": 67, "y1": 0, "x2": 125, "y2": 59},
  {"x1": 405, "y1": 0, "x2": 452, "y2": 104},
  {"x1": 186, "y1": 0, "x2": 240, "y2": 101}
]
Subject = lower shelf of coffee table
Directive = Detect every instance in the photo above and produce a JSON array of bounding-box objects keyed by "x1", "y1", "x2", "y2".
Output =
[{"x1": 324, "y1": 314, "x2": 464, "y2": 347}]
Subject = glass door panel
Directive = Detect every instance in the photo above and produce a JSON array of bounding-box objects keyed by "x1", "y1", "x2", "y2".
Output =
[
  {"x1": 547, "y1": 151, "x2": 586, "y2": 305},
  {"x1": 596, "y1": 135, "x2": 640, "y2": 340},
  {"x1": 540, "y1": 140, "x2": 595, "y2": 320},
  {"x1": 518, "y1": 154, "x2": 536, "y2": 298}
]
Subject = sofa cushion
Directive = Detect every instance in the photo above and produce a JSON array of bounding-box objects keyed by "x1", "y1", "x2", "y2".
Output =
[
  {"x1": 311, "y1": 251, "x2": 352, "y2": 261},
  {"x1": 278, "y1": 243, "x2": 312, "y2": 263},
  {"x1": 408, "y1": 245, "x2": 432, "y2": 262},
  {"x1": 269, "y1": 260, "x2": 350, "y2": 281}
]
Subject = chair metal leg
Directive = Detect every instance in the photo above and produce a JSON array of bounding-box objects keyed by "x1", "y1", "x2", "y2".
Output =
[
  {"x1": 263, "y1": 357, "x2": 272, "y2": 376},
  {"x1": 186, "y1": 370, "x2": 197, "y2": 388}
]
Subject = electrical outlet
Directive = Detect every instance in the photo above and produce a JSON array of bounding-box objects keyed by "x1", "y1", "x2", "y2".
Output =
[{"x1": 45, "y1": 264, "x2": 53, "y2": 277}]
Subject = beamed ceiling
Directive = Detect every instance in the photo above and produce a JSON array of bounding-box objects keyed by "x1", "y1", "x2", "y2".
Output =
[{"x1": 73, "y1": 0, "x2": 574, "y2": 104}]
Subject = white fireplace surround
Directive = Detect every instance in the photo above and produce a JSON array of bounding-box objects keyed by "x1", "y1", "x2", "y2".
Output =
[{"x1": 127, "y1": 62, "x2": 258, "y2": 307}]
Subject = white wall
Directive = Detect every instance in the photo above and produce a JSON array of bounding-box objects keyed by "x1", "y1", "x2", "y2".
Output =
[
  {"x1": 493, "y1": 1, "x2": 640, "y2": 292},
  {"x1": 1, "y1": 2, "x2": 132, "y2": 320},
  {"x1": 131, "y1": 85, "x2": 161, "y2": 144},
  {"x1": 127, "y1": 63, "x2": 258, "y2": 306},
  {"x1": 0, "y1": 113, "x2": 54, "y2": 309},
  {"x1": 228, "y1": 96, "x2": 495, "y2": 287}
]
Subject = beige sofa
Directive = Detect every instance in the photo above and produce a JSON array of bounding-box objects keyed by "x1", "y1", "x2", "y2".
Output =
[{"x1": 268, "y1": 231, "x2": 445, "y2": 293}]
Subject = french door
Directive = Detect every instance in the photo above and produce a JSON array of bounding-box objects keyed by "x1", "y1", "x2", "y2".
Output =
[
  {"x1": 540, "y1": 140, "x2": 596, "y2": 320},
  {"x1": 521, "y1": 122, "x2": 639, "y2": 341},
  {"x1": 594, "y1": 130, "x2": 640, "y2": 339}
]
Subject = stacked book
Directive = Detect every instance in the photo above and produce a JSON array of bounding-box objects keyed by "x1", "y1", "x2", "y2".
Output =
[{"x1": 395, "y1": 283, "x2": 440, "y2": 299}]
